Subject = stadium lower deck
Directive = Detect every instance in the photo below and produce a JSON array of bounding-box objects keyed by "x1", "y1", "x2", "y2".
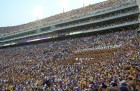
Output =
[{"x1": 0, "y1": 29, "x2": 140, "y2": 90}]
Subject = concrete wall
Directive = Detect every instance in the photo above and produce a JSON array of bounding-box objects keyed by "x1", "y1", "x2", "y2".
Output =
[{"x1": 136, "y1": 0, "x2": 140, "y2": 6}]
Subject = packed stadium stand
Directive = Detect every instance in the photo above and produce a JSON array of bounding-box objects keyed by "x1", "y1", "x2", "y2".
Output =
[{"x1": 0, "y1": 0, "x2": 140, "y2": 90}]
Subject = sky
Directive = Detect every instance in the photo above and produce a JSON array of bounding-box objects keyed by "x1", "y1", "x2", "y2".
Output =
[{"x1": 0, "y1": 0, "x2": 106, "y2": 27}]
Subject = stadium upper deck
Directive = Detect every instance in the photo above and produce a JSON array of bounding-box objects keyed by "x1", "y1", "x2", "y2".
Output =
[{"x1": 0, "y1": 0, "x2": 140, "y2": 47}]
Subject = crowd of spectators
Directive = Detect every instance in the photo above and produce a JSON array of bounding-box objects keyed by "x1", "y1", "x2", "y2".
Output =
[
  {"x1": 4, "y1": 16, "x2": 138, "y2": 45},
  {"x1": 55, "y1": 7, "x2": 138, "y2": 29},
  {"x1": 0, "y1": 28, "x2": 139, "y2": 90},
  {"x1": 0, "y1": 0, "x2": 136, "y2": 35},
  {"x1": 0, "y1": 0, "x2": 139, "y2": 90}
]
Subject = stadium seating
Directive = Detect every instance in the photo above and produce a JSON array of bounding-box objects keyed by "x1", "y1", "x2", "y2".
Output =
[
  {"x1": 0, "y1": 0, "x2": 139, "y2": 90},
  {"x1": 0, "y1": 29, "x2": 139, "y2": 90}
]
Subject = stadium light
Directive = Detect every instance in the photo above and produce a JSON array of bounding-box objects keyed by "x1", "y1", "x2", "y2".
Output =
[
  {"x1": 59, "y1": 0, "x2": 69, "y2": 13},
  {"x1": 33, "y1": 5, "x2": 44, "y2": 20}
]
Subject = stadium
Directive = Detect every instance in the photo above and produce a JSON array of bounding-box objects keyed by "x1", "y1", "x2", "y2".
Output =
[{"x1": 0, "y1": 0, "x2": 140, "y2": 90}]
